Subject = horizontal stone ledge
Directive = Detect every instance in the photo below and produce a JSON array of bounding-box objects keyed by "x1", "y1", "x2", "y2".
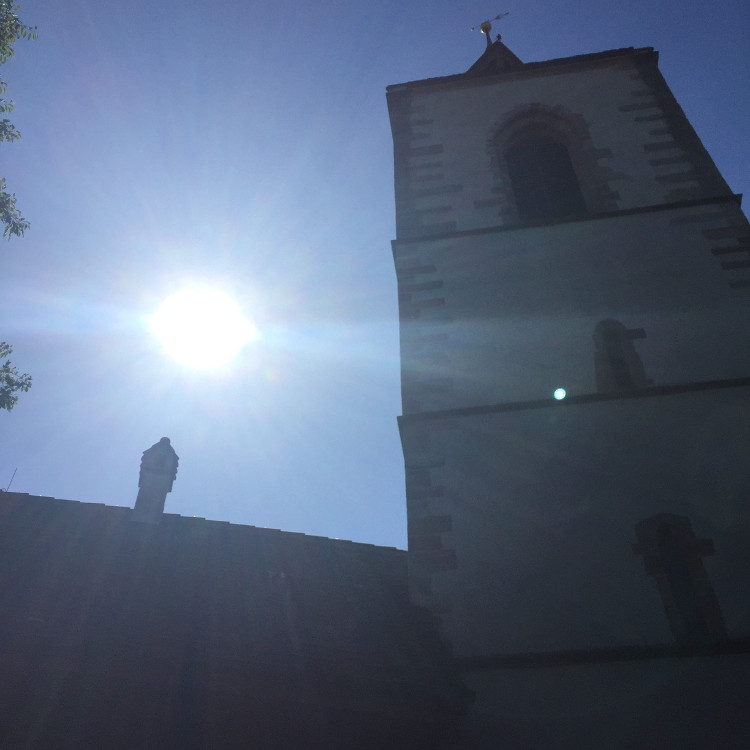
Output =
[
  {"x1": 398, "y1": 377, "x2": 750, "y2": 423},
  {"x1": 456, "y1": 637, "x2": 750, "y2": 672}
]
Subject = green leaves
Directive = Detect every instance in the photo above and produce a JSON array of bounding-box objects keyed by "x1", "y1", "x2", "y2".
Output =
[
  {"x1": 0, "y1": 2, "x2": 34, "y2": 239},
  {"x1": 0, "y1": 118, "x2": 20, "y2": 141},
  {"x1": 0, "y1": 5, "x2": 33, "y2": 407},
  {"x1": 0, "y1": 177, "x2": 28, "y2": 238},
  {"x1": 0, "y1": 2, "x2": 36, "y2": 64},
  {"x1": 0, "y1": 342, "x2": 31, "y2": 411},
  {"x1": 0, "y1": 78, "x2": 15, "y2": 113}
]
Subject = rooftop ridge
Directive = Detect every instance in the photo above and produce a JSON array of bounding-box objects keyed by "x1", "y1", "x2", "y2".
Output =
[{"x1": 0, "y1": 491, "x2": 406, "y2": 553}]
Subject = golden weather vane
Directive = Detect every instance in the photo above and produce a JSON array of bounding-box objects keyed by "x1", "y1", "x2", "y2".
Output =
[{"x1": 470, "y1": 12, "x2": 509, "y2": 48}]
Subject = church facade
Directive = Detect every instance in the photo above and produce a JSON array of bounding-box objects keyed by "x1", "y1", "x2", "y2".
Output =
[{"x1": 388, "y1": 35, "x2": 750, "y2": 748}]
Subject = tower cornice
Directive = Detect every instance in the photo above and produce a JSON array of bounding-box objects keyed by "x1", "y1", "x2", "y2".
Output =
[{"x1": 386, "y1": 46, "x2": 657, "y2": 97}]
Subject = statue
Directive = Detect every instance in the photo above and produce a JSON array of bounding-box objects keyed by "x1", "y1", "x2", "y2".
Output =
[{"x1": 132, "y1": 437, "x2": 179, "y2": 523}]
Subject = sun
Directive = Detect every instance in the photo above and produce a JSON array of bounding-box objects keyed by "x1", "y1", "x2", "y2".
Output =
[{"x1": 150, "y1": 289, "x2": 257, "y2": 369}]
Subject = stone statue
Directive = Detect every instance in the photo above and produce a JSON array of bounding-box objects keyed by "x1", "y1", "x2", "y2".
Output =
[{"x1": 132, "y1": 437, "x2": 179, "y2": 523}]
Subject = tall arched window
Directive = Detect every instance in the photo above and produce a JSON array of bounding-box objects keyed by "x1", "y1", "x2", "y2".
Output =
[
  {"x1": 593, "y1": 320, "x2": 649, "y2": 392},
  {"x1": 505, "y1": 136, "x2": 586, "y2": 222},
  {"x1": 633, "y1": 514, "x2": 726, "y2": 646}
]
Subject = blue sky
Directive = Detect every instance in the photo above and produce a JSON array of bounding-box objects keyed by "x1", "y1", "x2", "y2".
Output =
[{"x1": 1, "y1": 1, "x2": 748, "y2": 548}]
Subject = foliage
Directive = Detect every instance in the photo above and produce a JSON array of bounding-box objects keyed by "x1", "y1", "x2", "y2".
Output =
[
  {"x1": 0, "y1": 176, "x2": 27, "y2": 237},
  {"x1": 0, "y1": 1, "x2": 35, "y2": 239},
  {"x1": 0, "y1": 1, "x2": 36, "y2": 63},
  {"x1": 0, "y1": 6, "x2": 34, "y2": 410},
  {"x1": 0, "y1": 341, "x2": 31, "y2": 411}
]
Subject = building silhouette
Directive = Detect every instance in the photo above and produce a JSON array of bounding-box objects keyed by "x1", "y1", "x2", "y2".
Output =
[
  {"x1": 0, "y1": 492, "x2": 467, "y2": 747},
  {"x1": 2, "y1": 34, "x2": 749, "y2": 749}
]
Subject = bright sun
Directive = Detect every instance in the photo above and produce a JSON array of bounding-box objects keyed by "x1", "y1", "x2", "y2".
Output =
[{"x1": 150, "y1": 289, "x2": 257, "y2": 369}]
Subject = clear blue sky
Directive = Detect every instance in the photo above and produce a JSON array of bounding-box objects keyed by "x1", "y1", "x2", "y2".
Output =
[{"x1": 2, "y1": 1, "x2": 748, "y2": 548}]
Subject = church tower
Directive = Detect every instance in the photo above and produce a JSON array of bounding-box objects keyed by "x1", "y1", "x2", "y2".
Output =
[{"x1": 387, "y1": 31, "x2": 750, "y2": 747}]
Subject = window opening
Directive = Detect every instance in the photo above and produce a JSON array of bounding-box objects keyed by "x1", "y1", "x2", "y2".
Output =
[
  {"x1": 594, "y1": 320, "x2": 649, "y2": 392},
  {"x1": 633, "y1": 513, "x2": 726, "y2": 646},
  {"x1": 505, "y1": 136, "x2": 585, "y2": 222}
]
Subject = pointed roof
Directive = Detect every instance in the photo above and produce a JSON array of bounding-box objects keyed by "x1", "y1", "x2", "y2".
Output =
[{"x1": 466, "y1": 38, "x2": 524, "y2": 76}]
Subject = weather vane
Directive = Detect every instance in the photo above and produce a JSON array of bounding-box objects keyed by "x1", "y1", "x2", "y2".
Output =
[{"x1": 471, "y1": 12, "x2": 509, "y2": 48}]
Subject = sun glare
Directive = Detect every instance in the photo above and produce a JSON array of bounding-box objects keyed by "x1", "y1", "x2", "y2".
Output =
[{"x1": 150, "y1": 289, "x2": 257, "y2": 369}]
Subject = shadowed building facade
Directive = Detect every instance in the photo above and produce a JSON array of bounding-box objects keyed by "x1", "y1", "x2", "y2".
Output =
[
  {"x1": 387, "y1": 33, "x2": 750, "y2": 749},
  {"x1": 0, "y1": 490, "x2": 467, "y2": 748}
]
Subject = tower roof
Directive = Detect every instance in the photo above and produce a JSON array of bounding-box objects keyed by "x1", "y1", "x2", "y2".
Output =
[{"x1": 466, "y1": 37, "x2": 524, "y2": 76}]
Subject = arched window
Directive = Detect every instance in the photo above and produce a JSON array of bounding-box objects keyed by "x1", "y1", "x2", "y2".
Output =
[
  {"x1": 593, "y1": 320, "x2": 649, "y2": 392},
  {"x1": 633, "y1": 514, "x2": 726, "y2": 646},
  {"x1": 505, "y1": 136, "x2": 586, "y2": 222}
]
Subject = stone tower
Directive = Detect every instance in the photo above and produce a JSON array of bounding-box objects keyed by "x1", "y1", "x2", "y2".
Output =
[{"x1": 387, "y1": 36, "x2": 750, "y2": 747}]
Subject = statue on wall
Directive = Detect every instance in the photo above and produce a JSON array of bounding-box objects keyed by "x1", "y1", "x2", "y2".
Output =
[{"x1": 132, "y1": 437, "x2": 179, "y2": 523}]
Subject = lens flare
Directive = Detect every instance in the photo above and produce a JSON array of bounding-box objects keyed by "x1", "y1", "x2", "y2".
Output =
[{"x1": 151, "y1": 289, "x2": 257, "y2": 369}]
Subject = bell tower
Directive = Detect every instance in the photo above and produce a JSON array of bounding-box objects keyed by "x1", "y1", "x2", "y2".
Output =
[{"x1": 388, "y1": 31, "x2": 750, "y2": 746}]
